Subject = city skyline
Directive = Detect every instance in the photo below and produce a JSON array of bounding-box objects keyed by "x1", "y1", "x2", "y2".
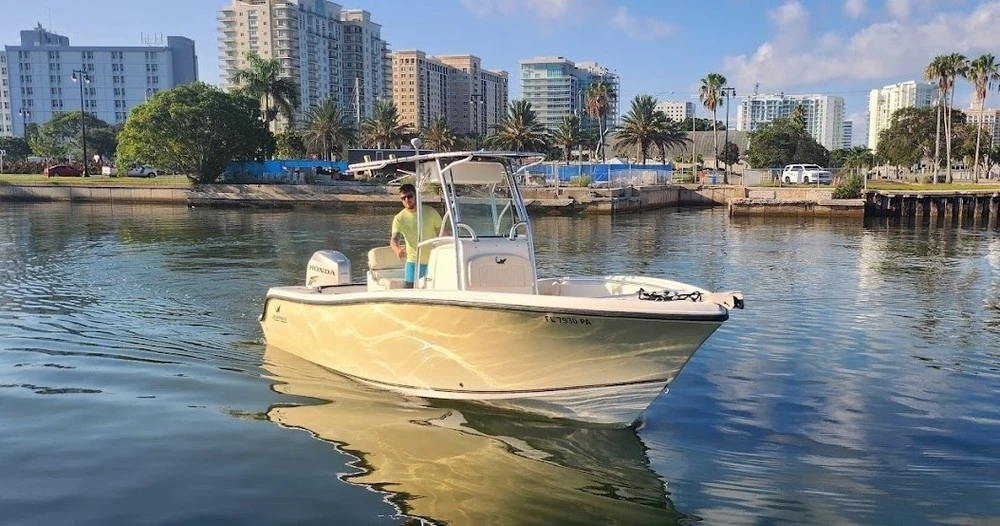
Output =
[{"x1": 5, "y1": 0, "x2": 1000, "y2": 146}]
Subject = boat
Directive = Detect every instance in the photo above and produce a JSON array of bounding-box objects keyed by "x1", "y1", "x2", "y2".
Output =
[{"x1": 260, "y1": 145, "x2": 744, "y2": 425}]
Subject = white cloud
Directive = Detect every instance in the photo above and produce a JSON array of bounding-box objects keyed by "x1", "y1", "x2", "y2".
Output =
[
  {"x1": 611, "y1": 6, "x2": 673, "y2": 40},
  {"x1": 457, "y1": 0, "x2": 575, "y2": 20},
  {"x1": 769, "y1": 1, "x2": 809, "y2": 27},
  {"x1": 886, "y1": 0, "x2": 913, "y2": 18},
  {"x1": 844, "y1": 0, "x2": 866, "y2": 18},
  {"x1": 458, "y1": 0, "x2": 673, "y2": 40},
  {"x1": 723, "y1": 1, "x2": 1000, "y2": 92}
]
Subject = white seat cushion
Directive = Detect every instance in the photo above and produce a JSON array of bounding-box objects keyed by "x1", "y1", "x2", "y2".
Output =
[{"x1": 368, "y1": 246, "x2": 404, "y2": 270}]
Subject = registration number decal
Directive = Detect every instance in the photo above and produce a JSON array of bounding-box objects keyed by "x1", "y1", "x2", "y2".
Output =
[{"x1": 544, "y1": 315, "x2": 592, "y2": 325}]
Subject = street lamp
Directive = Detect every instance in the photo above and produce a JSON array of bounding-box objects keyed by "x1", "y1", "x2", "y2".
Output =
[
  {"x1": 71, "y1": 69, "x2": 92, "y2": 177},
  {"x1": 18, "y1": 108, "x2": 31, "y2": 140},
  {"x1": 721, "y1": 86, "x2": 737, "y2": 183}
]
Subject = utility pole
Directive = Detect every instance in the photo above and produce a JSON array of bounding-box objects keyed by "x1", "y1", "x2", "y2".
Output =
[{"x1": 355, "y1": 77, "x2": 362, "y2": 138}]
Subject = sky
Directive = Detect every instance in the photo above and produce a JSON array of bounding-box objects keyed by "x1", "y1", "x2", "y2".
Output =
[{"x1": 4, "y1": 0, "x2": 1000, "y2": 146}]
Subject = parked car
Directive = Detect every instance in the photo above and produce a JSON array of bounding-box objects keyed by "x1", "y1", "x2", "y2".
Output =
[
  {"x1": 100, "y1": 164, "x2": 158, "y2": 177},
  {"x1": 126, "y1": 166, "x2": 158, "y2": 178},
  {"x1": 781, "y1": 164, "x2": 833, "y2": 184},
  {"x1": 44, "y1": 164, "x2": 83, "y2": 177}
]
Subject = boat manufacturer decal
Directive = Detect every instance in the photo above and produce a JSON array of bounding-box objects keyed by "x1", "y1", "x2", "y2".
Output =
[
  {"x1": 270, "y1": 303, "x2": 287, "y2": 323},
  {"x1": 544, "y1": 315, "x2": 592, "y2": 325}
]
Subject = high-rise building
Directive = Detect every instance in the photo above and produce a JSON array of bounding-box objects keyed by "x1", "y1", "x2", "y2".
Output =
[
  {"x1": 867, "y1": 80, "x2": 938, "y2": 151},
  {"x1": 390, "y1": 50, "x2": 508, "y2": 135},
  {"x1": 736, "y1": 93, "x2": 845, "y2": 151},
  {"x1": 962, "y1": 106, "x2": 1000, "y2": 147},
  {"x1": 654, "y1": 100, "x2": 694, "y2": 122},
  {"x1": 218, "y1": 0, "x2": 389, "y2": 128},
  {"x1": 0, "y1": 24, "x2": 197, "y2": 137},
  {"x1": 519, "y1": 56, "x2": 619, "y2": 130},
  {"x1": 842, "y1": 120, "x2": 853, "y2": 149}
]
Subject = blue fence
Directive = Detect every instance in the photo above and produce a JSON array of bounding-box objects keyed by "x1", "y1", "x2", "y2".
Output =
[
  {"x1": 524, "y1": 162, "x2": 675, "y2": 186},
  {"x1": 223, "y1": 159, "x2": 349, "y2": 183}
]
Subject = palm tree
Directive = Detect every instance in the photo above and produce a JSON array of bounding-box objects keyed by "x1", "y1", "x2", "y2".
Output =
[
  {"x1": 654, "y1": 119, "x2": 689, "y2": 164},
  {"x1": 585, "y1": 79, "x2": 616, "y2": 162},
  {"x1": 924, "y1": 55, "x2": 948, "y2": 183},
  {"x1": 942, "y1": 53, "x2": 969, "y2": 183},
  {"x1": 790, "y1": 104, "x2": 807, "y2": 129},
  {"x1": 843, "y1": 146, "x2": 875, "y2": 175},
  {"x1": 484, "y1": 100, "x2": 549, "y2": 152},
  {"x1": 301, "y1": 98, "x2": 355, "y2": 161},
  {"x1": 699, "y1": 73, "x2": 726, "y2": 171},
  {"x1": 230, "y1": 51, "x2": 301, "y2": 133},
  {"x1": 551, "y1": 115, "x2": 583, "y2": 164},
  {"x1": 422, "y1": 115, "x2": 456, "y2": 152},
  {"x1": 361, "y1": 99, "x2": 406, "y2": 149},
  {"x1": 965, "y1": 54, "x2": 999, "y2": 182},
  {"x1": 614, "y1": 95, "x2": 669, "y2": 165}
]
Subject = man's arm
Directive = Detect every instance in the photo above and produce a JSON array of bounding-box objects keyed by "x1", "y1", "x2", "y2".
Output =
[{"x1": 390, "y1": 230, "x2": 406, "y2": 259}]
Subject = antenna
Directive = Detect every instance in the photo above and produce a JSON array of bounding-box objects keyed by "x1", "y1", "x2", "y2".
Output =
[{"x1": 753, "y1": 83, "x2": 759, "y2": 97}]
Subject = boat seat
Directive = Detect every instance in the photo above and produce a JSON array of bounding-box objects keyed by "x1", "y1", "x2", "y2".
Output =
[{"x1": 367, "y1": 246, "x2": 407, "y2": 290}]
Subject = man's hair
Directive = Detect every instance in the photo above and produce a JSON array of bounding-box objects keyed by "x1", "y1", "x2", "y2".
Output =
[{"x1": 399, "y1": 183, "x2": 416, "y2": 195}]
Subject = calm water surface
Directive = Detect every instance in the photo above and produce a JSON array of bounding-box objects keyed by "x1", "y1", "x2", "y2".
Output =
[{"x1": 1, "y1": 202, "x2": 998, "y2": 525}]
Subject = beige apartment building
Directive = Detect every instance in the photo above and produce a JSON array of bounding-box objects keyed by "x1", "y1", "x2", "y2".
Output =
[
  {"x1": 218, "y1": 0, "x2": 389, "y2": 127},
  {"x1": 963, "y1": 103, "x2": 1000, "y2": 147},
  {"x1": 391, "y1": 50, "x2": 508, "y2": 135}
]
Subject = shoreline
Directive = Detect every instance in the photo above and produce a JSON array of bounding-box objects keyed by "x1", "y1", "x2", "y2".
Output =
[{"x1": 0, "y1": 181, "x2": 866, "y2": 216}]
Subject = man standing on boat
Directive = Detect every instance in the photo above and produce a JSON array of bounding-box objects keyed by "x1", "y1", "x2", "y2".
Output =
[{"x1": 391, "y1": 183, "x2": 443, "y2": 288}]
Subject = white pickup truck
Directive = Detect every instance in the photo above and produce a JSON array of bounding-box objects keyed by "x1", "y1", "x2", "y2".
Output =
[
  {"x1": 101, "y1": 165, "x2": 159, "y2": 178},
  {"x1": 781, "y1": 164, "x2": 832, "y2": 185}
]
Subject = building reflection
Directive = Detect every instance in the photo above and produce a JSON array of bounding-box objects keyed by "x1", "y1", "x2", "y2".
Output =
[{"x1": 262, "y1": 346, "x2": 687, "y2": 525}]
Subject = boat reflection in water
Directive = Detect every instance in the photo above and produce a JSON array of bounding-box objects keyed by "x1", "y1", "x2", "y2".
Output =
[{"x1": 262, "y1": 346, "x2": 687, "y2": 525}]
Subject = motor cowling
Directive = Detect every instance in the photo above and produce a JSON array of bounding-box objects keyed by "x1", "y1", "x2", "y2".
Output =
[{"x1": 305, "y1": 250, "x2": 352, "y2": 288}]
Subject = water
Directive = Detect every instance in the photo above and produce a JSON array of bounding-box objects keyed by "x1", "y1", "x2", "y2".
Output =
[{"x1": 1, "y1": 202, "x2": 998, "y2": 525}]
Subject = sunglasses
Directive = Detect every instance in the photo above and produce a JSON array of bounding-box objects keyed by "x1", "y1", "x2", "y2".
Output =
[{"x1": 400, "y1": 194, "x2": 415, "y2": 201}]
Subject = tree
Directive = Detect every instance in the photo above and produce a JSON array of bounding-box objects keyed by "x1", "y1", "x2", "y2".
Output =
[
  {"x1": 679, "y1": 117, "x2": 725, "y2": 131},
  {"x1": 422, "y1": 114, "x2": 456, "y2": 152},
  {"x1": 614, "y1": 95, "x2": 668, "y2": 164},
  {"x1": 31, "y1": 112, "x2": 117, "y2": 162},
  {"x1": 585, "y1": 79, "x2": 615, "y2": 161},
  {"x1": 229, "y1": 51, "x2": 301, "y2": 132},
  {"x1": 275, "y1": 130, "x2": 307, "y2": 159},
  {"x1": 302, "y1": 98, "x2": 355, "y2": 161},
  {"x1": 746, "y1": 118, "x2": 828, "y2": 168},
  {"x1": 876, "y1": 106, "x2": 965, "y2": 173},
  {"x1": 654, "y1": 119, "x2": 689, "y2": 164},
  {"x1": 361, "y1": 99, "x2": 406, "y2": 149},
  {"x1": 0, "y1": 136, "x2": 30, "y2": 160},
  {"x1": 941, "y1": 53, "x2": 969, "y2": 183},
  {"x1": 720, "y1": 141, "x2": 740, "y2": 170},
  {"x1": 843, "y1": 146, "x2": 875, "y2": 175},
  {"x1": 484, "y1": 100, "x2": 549, "y2": 152},
  {"x1": 965, "y1": 53, "x2": 999, "y2": 182},
  {"x1": 790, "y1": 104, "x2": 806, "y2": 129},
  {"x1": 115, "y1": 82, "x2": 274, "y2": 183},
  {"x1": 924, "y1": 55, "x2": 948, "y2": 183},
  {"x1": 699, "y1": 73, "x2": 727, "y2": 170},
  {"x1": 981, "y1": 144, "x2": 1000, "y2": 178},
  {"x1": 551, "y1": 115, "x2": 583, "y2": 164}
]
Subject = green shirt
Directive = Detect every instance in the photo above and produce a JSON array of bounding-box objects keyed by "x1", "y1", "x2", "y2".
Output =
[{"x1": 391, "y1": 205, "x2": 443, "y2": 263}]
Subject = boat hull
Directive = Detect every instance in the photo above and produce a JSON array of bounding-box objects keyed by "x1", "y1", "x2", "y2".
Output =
[{"x1": 260, "y1": 287, "x2": 725, "y2": 424}]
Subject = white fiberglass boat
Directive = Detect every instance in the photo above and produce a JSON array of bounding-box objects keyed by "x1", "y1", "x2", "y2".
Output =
[{"x1": 260, "y1": 147, "x2": 743, "y2": 425}]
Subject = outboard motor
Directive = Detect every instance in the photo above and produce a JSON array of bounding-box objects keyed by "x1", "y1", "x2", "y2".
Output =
[{"x1": 305, "y1": 250, "x2": 352, "y2": 288}]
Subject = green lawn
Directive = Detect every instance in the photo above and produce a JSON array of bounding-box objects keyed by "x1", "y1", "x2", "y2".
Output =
[{"x1": 0, "y1": 174, "x2": 192, "y2": 187}]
